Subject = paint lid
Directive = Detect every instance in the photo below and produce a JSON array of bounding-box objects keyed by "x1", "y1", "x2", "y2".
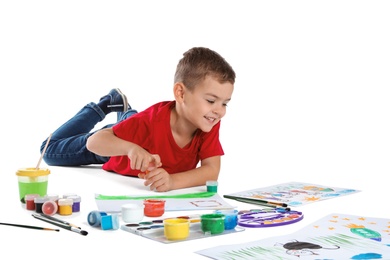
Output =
[
  {"x1": 25, "y1": 194, "x2": 40, "y2": 201},
  {"x1": 58, "y1": 198, "x2": 73, "y2": 206},
  {"x1": 16, "y1": 168, "x2": 50, "y2": 177},
  {"x1": 67, "y1": 195, "x2": 81, "y2": 203},
  {"x1": 45, "y1": 194, "x2": 59, "y2": 201},
  {"x1": 42, "y1": 200, "x2": 58, "y2": 216},
  {"x1": 34, "y1": 196, "x2": 49, "y2": 203},
  {"x1": 63, "y1": 193, "x2": 77, "y2": 198},
  {"x1": 101, "y1": 214, "x2": 120, "y2": 230}
]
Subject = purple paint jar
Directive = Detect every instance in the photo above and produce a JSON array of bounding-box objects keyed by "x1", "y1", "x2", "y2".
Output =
[{"x1": 68, "y1": 195, "x2": 81, "y2": 213}]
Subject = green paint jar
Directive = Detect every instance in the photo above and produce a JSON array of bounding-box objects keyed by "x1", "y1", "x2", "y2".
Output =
[
  {"x1": 201, "y1": 213, "x2": 225, "y2": 234},
  {"x1": 206, "y1": 181, "x2": 218, "y2": 192}
]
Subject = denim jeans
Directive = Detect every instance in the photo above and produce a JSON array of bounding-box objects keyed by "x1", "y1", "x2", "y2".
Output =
[{"x1": 40, "y1": 102, "x2": 138, "y2": 166}]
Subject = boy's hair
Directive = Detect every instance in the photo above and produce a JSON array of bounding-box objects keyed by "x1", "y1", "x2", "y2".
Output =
[{"x1": 174, "y1": 47, "x2": 236, "y2": 90}]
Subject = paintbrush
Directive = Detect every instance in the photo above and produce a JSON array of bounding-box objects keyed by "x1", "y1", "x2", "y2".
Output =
[
  {"x1": 0, "y1": 222, "x2": 60, "y2": 232},
  {"x1": 38, "y1": 213, "x2": 81, "y2": 229},
  {"x1": 32, "y1": 214, "x2": 88, "y2": 236}
]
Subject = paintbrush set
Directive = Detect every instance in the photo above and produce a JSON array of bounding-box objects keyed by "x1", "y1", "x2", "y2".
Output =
[{"x1": 32, "y1": 213, "x2": 88, "y2": 236}]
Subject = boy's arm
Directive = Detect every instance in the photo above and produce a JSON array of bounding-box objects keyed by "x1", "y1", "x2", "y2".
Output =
[
  {"x1": 86, "y1": 128, "x2": 161, "y2": 172},
  {"x1": 169, "y1": 155, "x2": 221, "y2": 190},
  {"x1": 86, "y1": 128, "x2": 134, "y2": 156}
]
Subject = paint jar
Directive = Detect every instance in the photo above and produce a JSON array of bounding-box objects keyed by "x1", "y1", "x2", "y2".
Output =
[
  {"x1": 25, "y1": 194, "x2": 39, "y2": 210},
  {"x1": 143, "y1": 199, "x2": 165, "y2": 217},
  {"x1": 101, "y1": 214, "x2": 120, "y2": 230},
  {"x1": 164, "y1": 218, "x2": 190, "y2": 240},
  {"x1": 45, "y1": 194, "x2": 59, "y2": 213},
  {"x1": 67, "y1": 195, "x2": 81, "y2": 213},
  {"x1": 58, "y1": 198, "x2": 73, "y2": 215},
  {"x1": 87, "y1": 211, "x2": 108, "y2": 227},
  {"x1": 34, "y1": 196, "x2": 49, "y2": 213},
  {"x1": 201, "y1": 213, "x2": 225, "y2": 234},
  {"x1": 206, "y1": 180, "x2": 218, "y2": 192},
  {"x1": 215, "y1": 209, "x2": 239, "y2": 230},
  {"x1": 121, "y1": 203, "x2": 144, "y2": 223},
  {"x1": 42, "y1": 200, "x2": 58, "y2": 216},
  {"x1": 16, "y1": 168, "x2": 50, "y2": 203}
]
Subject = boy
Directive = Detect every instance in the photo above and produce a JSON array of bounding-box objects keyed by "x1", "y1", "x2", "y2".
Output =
[{"x1": 41, "y1": 47, "x2": 235, "y2": 192}]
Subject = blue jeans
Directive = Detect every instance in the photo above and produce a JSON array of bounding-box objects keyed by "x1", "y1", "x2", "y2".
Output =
[{"x1": 40, "y1": 102, "x2": 138, "y2": 166}]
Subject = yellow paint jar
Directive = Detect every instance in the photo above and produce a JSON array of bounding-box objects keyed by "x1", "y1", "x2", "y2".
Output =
[
  {"x1": 163, "y1": 218, "x2": 190, "y2": 241},
  {"x1": 58, "y1": 198, "x2": 73, "y2": 215}
]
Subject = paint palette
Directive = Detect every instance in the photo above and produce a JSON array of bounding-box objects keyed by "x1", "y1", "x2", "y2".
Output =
[
  {"x1": 120, "y1": 215, "x2": 245, "y2": 244},
  {"x1": 237, "y1": 209, "x2": 304, "y2": 228}
]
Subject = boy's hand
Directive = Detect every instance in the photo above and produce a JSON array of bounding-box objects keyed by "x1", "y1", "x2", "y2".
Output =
[
  {"x1": 138, "y1": 168, "x2": 173, "y2": 192},
  {"x1": 127, "y1": 145, "x2": 161, "y2": 172}
]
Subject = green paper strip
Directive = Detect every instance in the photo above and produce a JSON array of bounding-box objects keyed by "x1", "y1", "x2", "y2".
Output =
[{"x1": 95, "y1": 191, "x2": 216, "y2": 200}]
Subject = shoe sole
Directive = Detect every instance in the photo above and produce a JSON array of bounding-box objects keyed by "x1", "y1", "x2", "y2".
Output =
[{"x1": 111, "y1": 88, "x2": 128, "y2": 112}]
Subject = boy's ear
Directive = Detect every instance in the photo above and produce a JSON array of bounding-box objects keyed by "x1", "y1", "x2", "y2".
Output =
[{"x1": 173, "y1": 82, "x2": 186, "y2": 103}]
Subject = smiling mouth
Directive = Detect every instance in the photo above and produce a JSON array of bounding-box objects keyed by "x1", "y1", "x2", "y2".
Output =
[{"x1": 205, "y1": 116, "x2": 217, "y2": 123}]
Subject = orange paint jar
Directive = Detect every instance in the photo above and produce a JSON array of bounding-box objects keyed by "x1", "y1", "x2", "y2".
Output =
[{"x1": 143, "y1": 199, "x2": 165, "y2": 217}]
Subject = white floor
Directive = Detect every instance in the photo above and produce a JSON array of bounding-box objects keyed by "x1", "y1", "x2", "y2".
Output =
[{"x1": 1, "y1": 1, "x2": 389, "y2": 259}]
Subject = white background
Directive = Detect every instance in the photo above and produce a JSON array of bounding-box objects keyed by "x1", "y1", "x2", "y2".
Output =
[{"x1": 1, "y1": 1, "x2": 389, "y2": 259}]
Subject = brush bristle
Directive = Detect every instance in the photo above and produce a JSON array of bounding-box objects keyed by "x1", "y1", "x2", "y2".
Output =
[{"x1": 81, "y1": 230, "x2": 88, "y2": 236}]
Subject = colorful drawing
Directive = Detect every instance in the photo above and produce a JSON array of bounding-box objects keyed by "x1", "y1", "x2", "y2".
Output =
[
  {"x1": 196, "y1": 213, "x2": 390, "y2": 259},
  {"x1": 224, "y1": 182, "x2": 360, "y2": 207},
  {"x1": 275, "y1": 240, "x2": 340, "y2": 257},
  {"x1": 346, "y1": 223, "x2": 382, "y2": 242}
]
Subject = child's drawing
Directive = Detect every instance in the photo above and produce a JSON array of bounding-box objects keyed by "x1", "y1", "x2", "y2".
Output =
[
  {"x1": 225, "y1": 182, "x2": 360, "y2": 207},
  {"x1": 196, "y1": 213, "x2": 390, "y2": 259},
  {"x1": 275, "y1": 240, "x2": 340, "y2": 257},
  {"x1": 95, "y1": 192, "x2": 235, "y2": 212}
]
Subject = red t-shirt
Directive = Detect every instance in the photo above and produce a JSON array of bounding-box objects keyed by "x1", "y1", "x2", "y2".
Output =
[{"x1": 102, "y1": 101, "x2": 224, "y2": 176}]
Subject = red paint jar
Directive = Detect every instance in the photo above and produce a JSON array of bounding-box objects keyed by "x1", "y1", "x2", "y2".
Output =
[
  {"x1": 143, "y1": 199, "x2": 165, "y2": 217},
  {"x1": 42, "y1": 200, "x2": 58, "y2": 216},
  {"x1": 25, "y1": 194, "x2": 39, "y2": 210}
]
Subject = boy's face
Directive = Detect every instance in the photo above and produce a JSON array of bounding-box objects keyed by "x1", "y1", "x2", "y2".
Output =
[{"x1": 182, "y1": 75, "x2": 234, "y2": 133}]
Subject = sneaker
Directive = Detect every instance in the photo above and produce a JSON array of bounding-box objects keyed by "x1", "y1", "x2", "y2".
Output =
[{"x1": 100, "y1": 88, "x2": 129, "y2": 113}]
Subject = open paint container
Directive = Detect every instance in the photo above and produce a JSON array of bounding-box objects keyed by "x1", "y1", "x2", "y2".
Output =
[
  {"x1": 214, "y1": 209, "x2": 239, "y2": 230},
  {"x1": 163, "y1": 218, "x2": 190, "y2": 240},
  {"x1": 143, "y1": 199, "x2": 165, "y2": 217},
  {"x1": 200, "y1": 213, "x2": 225, "y2": 234},
  {"x1": 122, "y1": 203, "x2": 144, "y2": 223}
]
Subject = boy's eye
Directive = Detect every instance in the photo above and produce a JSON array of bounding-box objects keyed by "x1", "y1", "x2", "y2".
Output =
[{"x1": 206, "y1": 99, "x2": 215, "y2": 104}]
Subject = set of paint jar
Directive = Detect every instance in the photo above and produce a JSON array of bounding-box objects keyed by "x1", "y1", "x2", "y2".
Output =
[
  {"x1": 24, "y1": 193, "x2": 81, "y2": 216},
  {"x1": 88, "y1": 211, "x2": 120, "y2": 230},
  {"x1": 200, "y1": 209, "x2": 239, "y2": 235}
]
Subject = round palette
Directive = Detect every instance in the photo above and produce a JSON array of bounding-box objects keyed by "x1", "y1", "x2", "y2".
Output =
[{"x1": 238, "y1": 209, "x2": 303, "y2": 228}]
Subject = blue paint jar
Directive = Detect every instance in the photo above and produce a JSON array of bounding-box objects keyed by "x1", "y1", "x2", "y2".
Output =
[
  {"x1": 87, "y1": 211, "x2": 119, "y2": 230},
  {"x1": 87, "y1": 211, "x2": 108, "y2": 227},
  {"x1": 215, "y1": 209, "x2": 238, "y2": 230}
]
